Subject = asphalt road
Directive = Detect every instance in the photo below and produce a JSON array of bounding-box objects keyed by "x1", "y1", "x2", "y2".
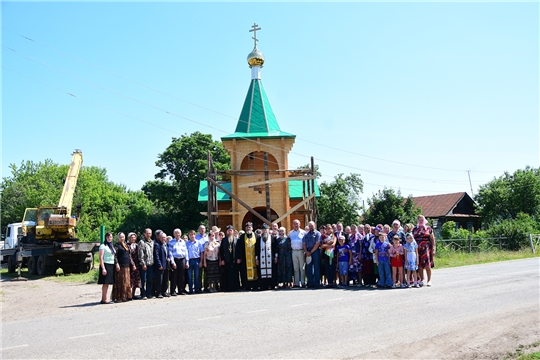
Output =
[{"x1": 1, "y1": 258, "x2": 539, "y2": 359}]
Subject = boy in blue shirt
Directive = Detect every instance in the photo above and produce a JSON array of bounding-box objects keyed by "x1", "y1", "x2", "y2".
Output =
[
  {"x1": 374, "y1": 233, "x2": 393, "y2": 288},
  {"x1": 336, "y1": 235, "x2": 351, "y2": 288}
]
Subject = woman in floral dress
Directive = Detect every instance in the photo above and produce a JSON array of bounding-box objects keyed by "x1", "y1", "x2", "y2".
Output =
[
  {"x1": 412, "y1": 215, "x2": 436, "y2": 287},
  {"x1": 348, "y1": 224, "x2": 363, "y2": 286}
]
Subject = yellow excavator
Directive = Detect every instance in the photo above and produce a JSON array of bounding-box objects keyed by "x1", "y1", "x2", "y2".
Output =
[
  {"x1": 3, "y1": 150, "x2": 99, "y2": 276},
  {"x1": 21, "y1": 150, "x2": 83, "y2": 243}
]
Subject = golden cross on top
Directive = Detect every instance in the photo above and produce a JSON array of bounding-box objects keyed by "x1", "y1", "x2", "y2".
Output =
[{"x1": 249, "y1": 23, "x2": 261, "y2": 48}]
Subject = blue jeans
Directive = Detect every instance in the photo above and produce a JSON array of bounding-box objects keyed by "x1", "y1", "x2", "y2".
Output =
[
  {"x1": 305, "y1": 249, "x2": 321, "y2": 287},
  {"x1": 187, "y1": 258, "x2": 200, "y2": 292},
  {"x1": 377, "y1": 260, "x2": 392, "y2": 287},
  {"x1": 338, "y1": 261, "x2": 349, "y2": 276},
  {"x1": 140, "y1": 264, "x2": 154, "y2": 298}
]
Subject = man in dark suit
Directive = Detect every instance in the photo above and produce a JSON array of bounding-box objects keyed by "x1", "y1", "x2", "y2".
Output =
[{"x1": 153, "y1": 230, "x2": 170, "y2": 298}]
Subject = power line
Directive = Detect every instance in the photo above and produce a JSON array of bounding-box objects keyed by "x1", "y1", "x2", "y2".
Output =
[
  {"x1": 4, "y1": 44, "x2": 487, "y2": 186},
  {"x1": 3, "y1": 65, "x2": 472, "y2": 196},
  {"x1": 3, "y1": 27, "x2": 508, "y2": 175}
]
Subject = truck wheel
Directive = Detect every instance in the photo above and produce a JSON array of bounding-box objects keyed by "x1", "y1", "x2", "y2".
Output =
[
  {"x1": 7, "y1": 255, "x2": 16, "y2": 273},
  {"x1": 36, "y1": 255, "x2": 47, "y2": 276},
  {"x1": 27, "y1": 256, "x2": 38, "y2": 275},
  {"x1": 77, "y1": 262, "x2": 91, "y2": 274}
]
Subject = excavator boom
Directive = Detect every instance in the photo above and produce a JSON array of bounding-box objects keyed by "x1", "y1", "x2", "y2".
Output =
[{"x1": 57, "y1": 150, "x2": 83, "y2": 216}]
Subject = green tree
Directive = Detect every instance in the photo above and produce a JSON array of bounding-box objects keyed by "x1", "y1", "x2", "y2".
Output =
[
  {"x1": 1, "y1": 159, "x2": 65, "y2": 226},
  {"x1": 476, "y1": 166, "x2": 540, "y2": 224},
  {"x1": 142, "y1": 132, "x2": 230, "y2": 231},
  {"x1": 363, "y1": 188, "x2": 421, "y2": 226},
  {"x1": 317, "y1": 173, "x2": 363, "y2": 226}
]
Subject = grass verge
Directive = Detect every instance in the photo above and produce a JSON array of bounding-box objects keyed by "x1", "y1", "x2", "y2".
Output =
[
  {"x1": 505, "y1": 341, "x2": 540, "y2": 359},
  {"x1": 435, "y1": 248, "x2": 539, "y2": 269}
]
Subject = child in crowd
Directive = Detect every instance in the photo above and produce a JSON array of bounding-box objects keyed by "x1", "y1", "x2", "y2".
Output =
[
  {"x1": 374, "y1": 233, "x2": 393, "y2": 288},
  {"x1": 404, "y1": 233, "x2": 419, "y2": 287},
  {"x1": 389, "y1": 235, "x2": 405, "y2": 288},
  {"x1": 336, "y1": 235, "x2": 351, "y2": 287}
]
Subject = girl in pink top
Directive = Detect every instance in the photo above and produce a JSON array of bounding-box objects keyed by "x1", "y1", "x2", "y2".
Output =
[{"x1": 389, "y1": 235, "x2": 405, "y2": 288}]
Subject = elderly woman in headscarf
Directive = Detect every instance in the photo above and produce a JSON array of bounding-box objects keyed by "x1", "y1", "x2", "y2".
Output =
[{"x1": 412, "y1": 215, "x2": 436, "y2": 286}]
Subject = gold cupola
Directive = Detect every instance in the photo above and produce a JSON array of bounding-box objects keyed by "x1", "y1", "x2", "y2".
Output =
[
  {"x1": 247, "y1": 48, "x2": 265, "y2": 68},
  {"x1": 247, "y1": 23, "x2": 264, "y2": 68}
]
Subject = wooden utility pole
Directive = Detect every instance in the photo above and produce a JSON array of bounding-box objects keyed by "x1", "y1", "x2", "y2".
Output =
[
  {"x1": 207, "y1": 151, "x2": 213, "y2": 228},
  {"x1": 311, "y1": 156, "x2": 317, "y2": 223}
]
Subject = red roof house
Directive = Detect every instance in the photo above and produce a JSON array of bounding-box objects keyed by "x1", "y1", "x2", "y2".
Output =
[{"x1": 411, "y1": 192, "x2": 481, "y2": 235}]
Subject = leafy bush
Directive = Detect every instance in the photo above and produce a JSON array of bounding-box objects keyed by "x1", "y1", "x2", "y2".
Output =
[
  {"x1": 486, "y1": 213, "x2": 540, "y2": 250},
  {"x1": 441, "y1": 221, "x2": 473, "y2": 239}
]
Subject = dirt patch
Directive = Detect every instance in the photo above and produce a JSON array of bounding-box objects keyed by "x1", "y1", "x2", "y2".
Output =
[
  {"x1": 1, "y1": 278, "x2": 99, "y2": 322},
  {"x1": 349, "y1": 305, "x2": 539, "y2": 360}
]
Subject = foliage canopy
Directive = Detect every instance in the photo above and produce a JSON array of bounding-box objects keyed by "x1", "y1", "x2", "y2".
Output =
[
  {"x1": 362, "y1": 188, "x2": 422, "y2": 226},
  {"x1": 142, "y1": 132, "x2": 230, "y2": 231},
  {"x1": 317, "y1": 173, "x2": 363, "y2": 226},
  {"x1": 475, "y1": 166, "x2": 540, "y2": 224}
]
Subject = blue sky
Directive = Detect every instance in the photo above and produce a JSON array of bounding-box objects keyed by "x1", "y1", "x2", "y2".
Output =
[{"x1": 2, "y1": 2, "x2": 538, "y2": 204}]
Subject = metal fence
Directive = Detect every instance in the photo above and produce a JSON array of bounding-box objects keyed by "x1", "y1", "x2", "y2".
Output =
[
  {"x1": 437, "y1": 236, "x2": 510, "y2": 253},
  {"x1": 529, "y1": 234, "x2": 540, "y2": 254},
  {"x1": 438, "y1": 234, "x2": 540, "y2": 253}
]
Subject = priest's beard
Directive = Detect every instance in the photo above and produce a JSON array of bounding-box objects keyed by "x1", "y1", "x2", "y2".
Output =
[
  {"x1": 228, "y1": 235, "x2": 234, "y2": 242},
  {"x1": 262, "y1": 233, "x2": 268, "y2": 242},
  {"x1": 246, "y1": 231, "x2": 252, "y2": 236}
]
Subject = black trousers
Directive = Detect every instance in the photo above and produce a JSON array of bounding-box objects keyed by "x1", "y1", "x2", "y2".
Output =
[
  {"x1": 170, "y1": 258, "x2": 186, "y2": 294},
  {"x1": 155, "y1": 268, "x2": 168, "y2": 295}
]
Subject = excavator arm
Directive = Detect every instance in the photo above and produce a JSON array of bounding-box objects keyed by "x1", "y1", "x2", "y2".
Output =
[{"x1": 57, "y1": 150, "x2": 83, "y2": 216}]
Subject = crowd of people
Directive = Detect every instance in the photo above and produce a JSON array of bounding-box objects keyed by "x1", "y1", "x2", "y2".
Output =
[{"x1": 97, "y1": 215, "x2": 436, "y2": 303}]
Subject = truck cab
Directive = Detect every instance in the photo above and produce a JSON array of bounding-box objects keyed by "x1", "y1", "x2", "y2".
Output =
[
  {"x1": 1, "y1": 223, "x2": 22, "y2": 264},
  {"x1": 4, "y1": 223, "x2": 23, "y2": 249}
]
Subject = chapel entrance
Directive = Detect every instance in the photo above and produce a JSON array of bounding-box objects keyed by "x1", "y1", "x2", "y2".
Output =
[{"x1": 241, "y1": 207, "x2": 279, "y2": 230}]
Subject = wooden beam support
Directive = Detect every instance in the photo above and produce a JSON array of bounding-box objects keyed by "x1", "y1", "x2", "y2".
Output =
[
  {"x1": 273, "y1": 193, "x2": 315, "y2": 225},
  {"x1": 218, "y1": 169, "x2": 311, "y2": 175},
  {"x1": 207, "y1": 177, "x2": 272, "y2": 226},
  {"x1": 238, "y1": 175, "x2": 316, "y2": 188},
  {"x1": 200, "y1": 212, "x2": 243, "y2": 216},
  {"x1": 291, "y1": 210, "x2": 312, "y2": 214}
]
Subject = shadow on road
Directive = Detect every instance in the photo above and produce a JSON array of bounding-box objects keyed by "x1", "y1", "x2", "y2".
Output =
[{"x1": 59, "y1": 302, "x2": 102, "y2": 308}]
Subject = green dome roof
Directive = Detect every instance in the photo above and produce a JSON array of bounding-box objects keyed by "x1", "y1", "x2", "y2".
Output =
[{"x1": 222, "y1": 79, "x2": 295, "y2": 140}]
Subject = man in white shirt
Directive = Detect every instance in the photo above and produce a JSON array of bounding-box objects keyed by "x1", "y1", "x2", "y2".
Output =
[
  {"x1": 289, "y1": 219, "x2": 306, "y2": 288},
  {"x1": 196, "y1": 225, "x2": 208, "y2": 292}
]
